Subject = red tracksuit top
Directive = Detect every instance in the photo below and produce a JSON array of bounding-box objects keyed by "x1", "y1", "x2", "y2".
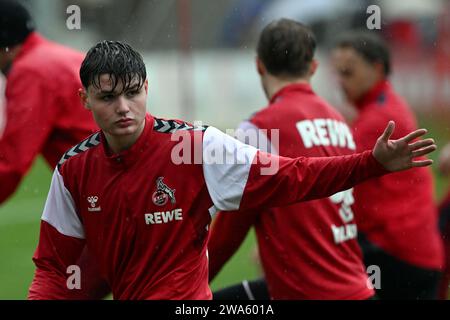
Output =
[
  {"x1": 209, "y1": 83, "x2": 374, "y2": 299},
  {"x1": 352, "y1": 80, "x2": 444, "y2": 270},
  {"x1": 0, "y1": 32, "x2": 97, "y2": 204},
  {"x1": 28, "y1": 113, "x2": 388, "y2": 300}
]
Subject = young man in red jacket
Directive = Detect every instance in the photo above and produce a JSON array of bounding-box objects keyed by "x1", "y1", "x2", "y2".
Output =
[
  {"x1": 0, "y1": 0, "x2": 106, "y2": 299},
  {"x1": 209, "y1": 19, "x2": 375, "y2": 300},
  {"x1": 332, "y1": 31, "x2": 444, "y2": 299},
  {"x1": 28, "y1": 39, "x2": 436, "y2": 300}
]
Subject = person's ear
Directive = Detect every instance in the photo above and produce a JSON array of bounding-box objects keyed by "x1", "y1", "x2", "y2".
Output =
[
  {"x1": 78, "y1": 88, "x2": 90, "y2": 110},
  {"x1": 144, "y1": 79, "x2": 148, "y2": 95},
  {"x1": 309, "y1": 59, "x2": 318, "y2": 77},
  {"x1": 256, "y1": 57, "x2": 266, "y2": 76}
]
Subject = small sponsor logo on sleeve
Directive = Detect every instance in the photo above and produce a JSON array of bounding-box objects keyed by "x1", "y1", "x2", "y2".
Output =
[{"x1": 87, "y1": 196, "x2": 101, "y2": 212}]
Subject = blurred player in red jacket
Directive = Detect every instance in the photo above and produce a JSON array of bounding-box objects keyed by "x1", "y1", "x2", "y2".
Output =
[
  {"x1": 0, "y1": 0, "x2": 105, "y2": 299},
  {"x1": 437, "y1": 143, "x2": 450, "y2": 299},
  {"x1": 332, "y1": 31, "x2": 444, "y2": 299},
  {"x1": 209, "y1": 19, "x2": 376, "y2": 300},
  {"x1": 28, "y1": 39, "x2": 435, "y2": 300}
]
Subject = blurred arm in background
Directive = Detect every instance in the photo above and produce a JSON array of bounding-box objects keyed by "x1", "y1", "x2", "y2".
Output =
[
  {"x1": 438, "y1": 142, "x2": 450, "y2": 300},
  {"x1": 208, "y1": 121, "x2": 269, "y2": 282}
]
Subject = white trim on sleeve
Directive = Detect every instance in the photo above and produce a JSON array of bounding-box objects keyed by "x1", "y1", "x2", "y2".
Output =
[
  {"x1": 202, "y1": 126, "x2": 258, "y2": 211},
  {"x1": 41, "y1": 169, "x2": 85, "y2": 239}
]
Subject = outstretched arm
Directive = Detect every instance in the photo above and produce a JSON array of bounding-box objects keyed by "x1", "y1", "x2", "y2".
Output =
[{"x1": 202, "y1": 121, "x2": 436, "y2": 212}]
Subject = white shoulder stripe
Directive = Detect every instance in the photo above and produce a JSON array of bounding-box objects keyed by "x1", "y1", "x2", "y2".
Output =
[
  {"x1": 202, "y1": 126, "x2": 258, "y2": 211},
  {"x1": 41, "y1": 169, "x2": 85, "y2": 239}
]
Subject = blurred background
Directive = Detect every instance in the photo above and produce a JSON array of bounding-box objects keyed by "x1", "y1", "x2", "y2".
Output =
[{"x1": 0, "y1": 0, "x2": 450, "y2": 299}]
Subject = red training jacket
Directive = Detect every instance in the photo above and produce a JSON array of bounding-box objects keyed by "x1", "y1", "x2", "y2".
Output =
[
  {"x1": 0, "y1": 32, "x2": 97, "y2": 204},
  {"x1": 29, "y1": 113, "x2": 388, "y2": 300},
  {"x1": 209, "y1": 83, "x2": 374, "y2": 299},
  {"x1": 352, "y1": 80, "x2": 444, "y2": 270}
]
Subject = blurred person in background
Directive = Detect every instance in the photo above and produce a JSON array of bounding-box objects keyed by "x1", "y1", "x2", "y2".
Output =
[
  {"x1": 0, "y1": 0, "x2": 107, "y2": 299},
  {"x1": 209, "y1": 19, "x2": 377, "y2": 300},
  {"x1": 437, "y1": 142, "x2": 450, "y2": 299},
  {"x1": 331, "y1": 31, "x2": 444, "y2": 299}
]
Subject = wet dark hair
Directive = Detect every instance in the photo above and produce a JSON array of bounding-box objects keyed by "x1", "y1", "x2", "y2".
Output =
[
  {"x1": 80, "y1": 40, "x2": 146, "y2": 92},
  {"x1": 257, "y1": 18, "x2": 316, "y2": 78},
  {"x1": 334, "y1": 31, "x2": 391, "y2": 76}
]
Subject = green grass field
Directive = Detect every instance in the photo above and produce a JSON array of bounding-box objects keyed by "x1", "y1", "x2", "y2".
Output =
[{"x1": 0, "y1": 115, "x2": 448, "y2": 299}]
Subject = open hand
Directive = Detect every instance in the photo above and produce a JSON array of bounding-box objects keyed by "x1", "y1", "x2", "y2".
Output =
[{"x1": 372, "y1": 121, "x2": 436, "y2": 172}]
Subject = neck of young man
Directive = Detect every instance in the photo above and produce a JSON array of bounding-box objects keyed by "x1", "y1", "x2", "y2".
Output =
[
  {"x1": 104, "y1": 120, "x2": 146, "y2": 154},
  {"x1": 265, "y1": 74, "x2": 311, "y2": 101}
]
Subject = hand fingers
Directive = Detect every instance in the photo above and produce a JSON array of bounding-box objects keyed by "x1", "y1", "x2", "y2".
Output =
[
  {"x1": 411, "y1": 159, "x2": 434, "y2": 167},
  {"x1": 411, "y1": 145, "x2": 437, "y2": 158},
  {"x1": 408, "y1": 138, "x2": 435, "y2": 151},
  {"x1": 380, "y1": 121, "x2": 395, "y2": 142},
  {"x1": 400, "y1": 128, "x2": 428, "y2": 143}
]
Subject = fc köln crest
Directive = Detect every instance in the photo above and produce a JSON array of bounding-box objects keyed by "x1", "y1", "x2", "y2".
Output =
[{"x1": 152, "y1": 177, "x2": 176, "y2": 206}]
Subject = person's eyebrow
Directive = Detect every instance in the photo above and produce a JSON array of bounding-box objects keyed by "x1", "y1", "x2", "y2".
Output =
[
  {"x1": 93, "y1": 81, "x2": 142, "y2": 96},
  {"x1": 95, "y1": 89, "x2": 116, "y2": 96}
]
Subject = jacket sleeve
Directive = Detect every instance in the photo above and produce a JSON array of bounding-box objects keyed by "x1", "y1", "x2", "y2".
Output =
[
  {"x1": 0, "y1": 70, "x2": 55, "y2": 204},
  {"x1": 28, "y1": 168, "x2": 85, "y2": 300},
  {"x1": 208, "y1": 121, "x2": 263, "y2": 282},
  {"x1": 208, "y1": 210, "x2": 257, "y2": 282},
  {"x1": 202, "y1": 126, "x2": 388, "y2": 212}
]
